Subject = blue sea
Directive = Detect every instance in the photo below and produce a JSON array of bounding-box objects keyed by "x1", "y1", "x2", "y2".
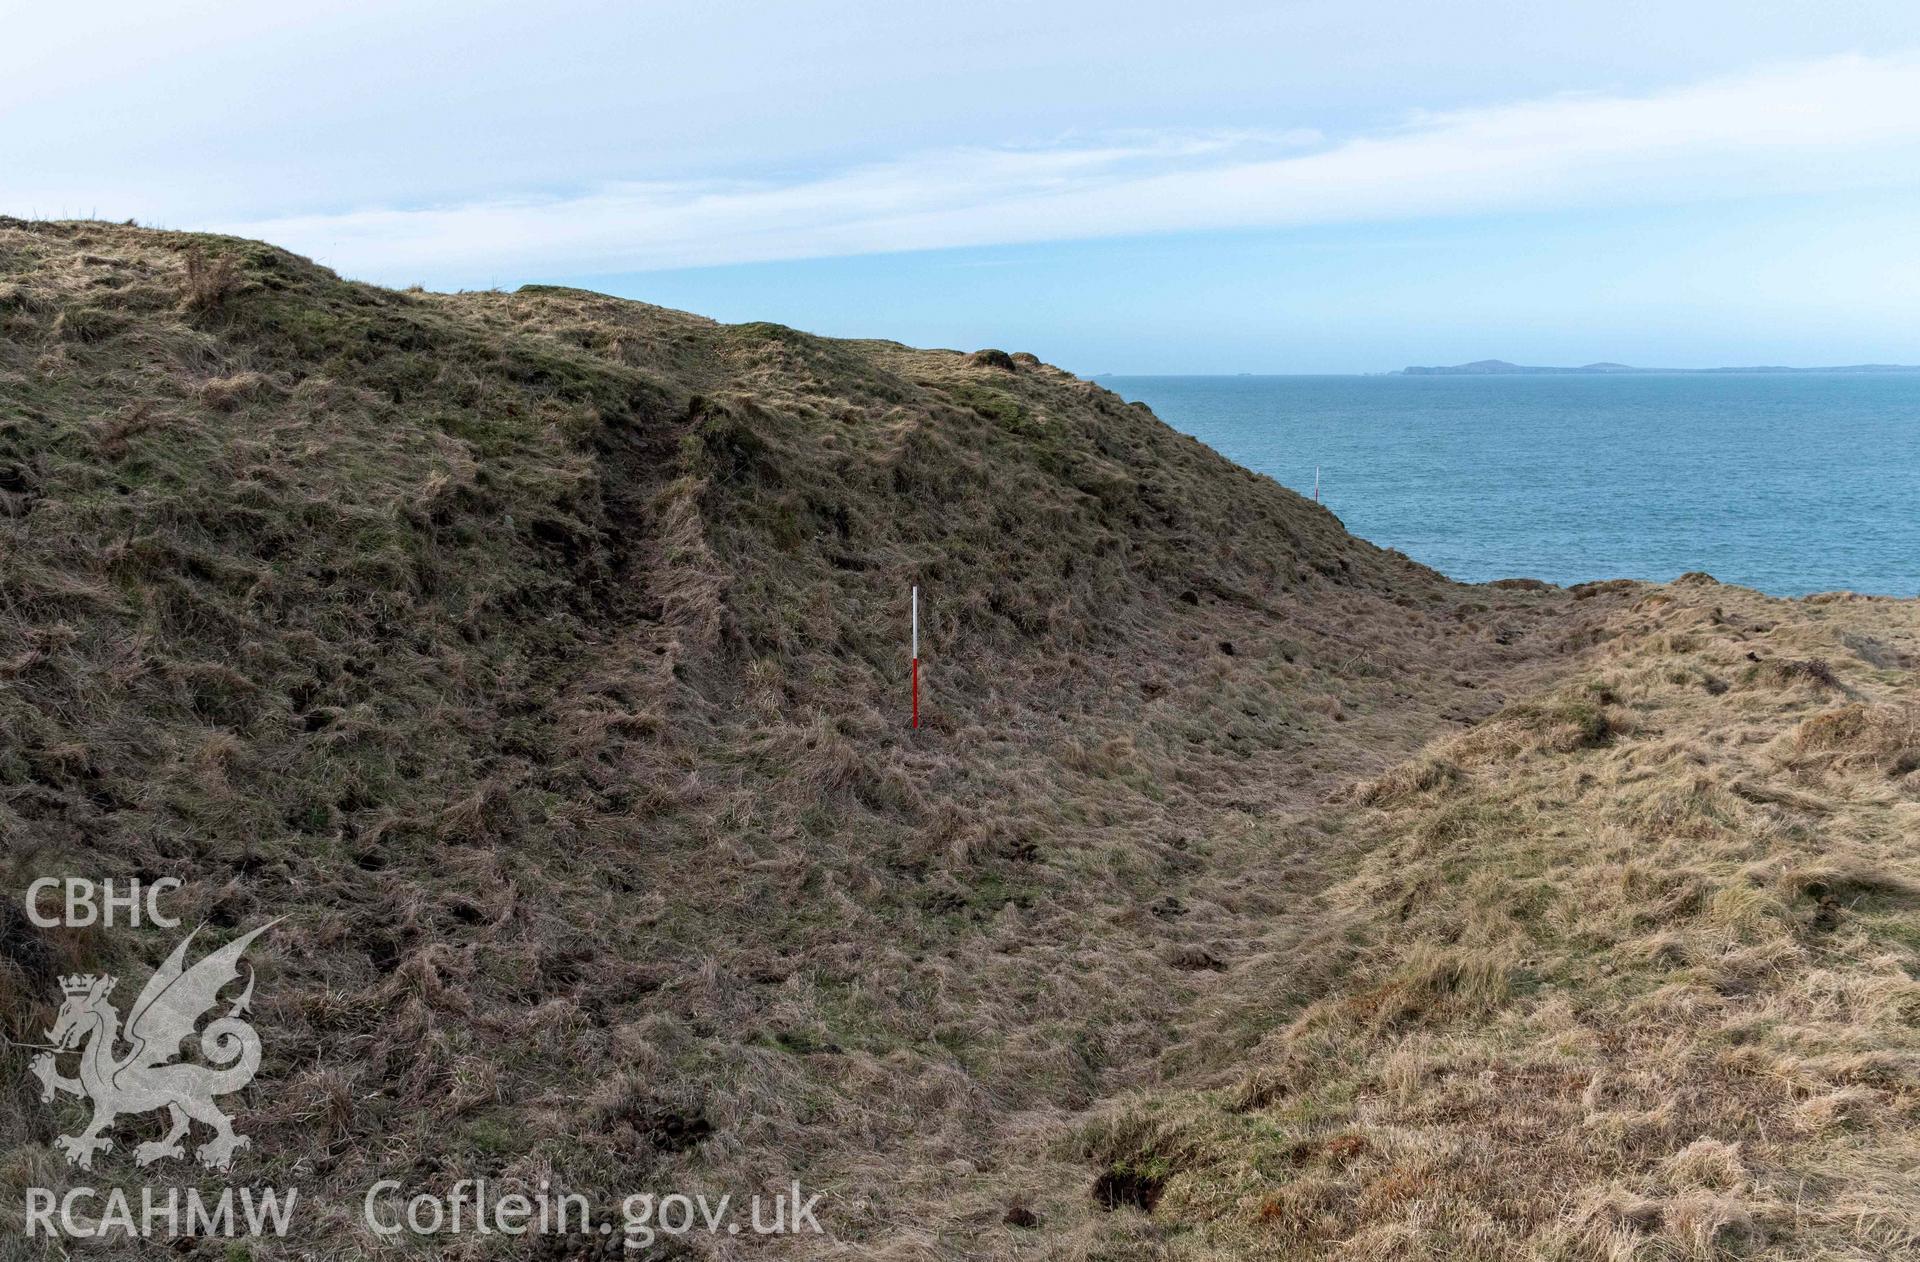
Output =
[{"x1": 1106, "y1": 374, "x2": 1920, "y2": 598}]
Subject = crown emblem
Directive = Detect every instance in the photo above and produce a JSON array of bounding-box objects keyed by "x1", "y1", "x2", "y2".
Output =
[{"x1": 59, "y1": 974, "x2": 113, "y2": 998}]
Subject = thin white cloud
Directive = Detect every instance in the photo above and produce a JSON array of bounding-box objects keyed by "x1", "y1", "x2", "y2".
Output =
[{"x1": 223, "y1": 53, "x2": 1920, "y2": 282}]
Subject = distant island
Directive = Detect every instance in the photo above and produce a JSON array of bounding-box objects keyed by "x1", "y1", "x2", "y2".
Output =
[{"x1": 1398, "y1": 359, "x2": 1920, "y2": 375}]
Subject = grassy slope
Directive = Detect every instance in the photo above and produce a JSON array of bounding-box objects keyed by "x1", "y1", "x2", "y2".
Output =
[
  {"x1": 1081, "y1": 582, "x2": 1920, "y2": 1260},
  {"x1": 0, "y1": 221, "x2": 1913, "y2": 1261}
]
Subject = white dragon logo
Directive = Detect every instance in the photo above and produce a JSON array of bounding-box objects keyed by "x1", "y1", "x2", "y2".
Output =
[{"x1": 28, "y1": 920, "x2": 279, "y2": 1172}]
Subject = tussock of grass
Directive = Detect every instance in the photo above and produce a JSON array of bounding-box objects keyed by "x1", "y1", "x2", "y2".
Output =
[{"x1": 1783, "y1": 702, "x2": 1920, "y2": 781}]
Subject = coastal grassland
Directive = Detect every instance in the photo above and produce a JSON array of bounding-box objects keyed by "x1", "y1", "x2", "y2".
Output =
[
  {"x1": 0, "y1": 220, "x2": 1584, "y2": 1259},
  {"x1": 1069, "y1": 581, "x2": 1920, "y2": 1260},
  {"x1": 0, "y1": 220, "x2": 1912, "y2": 1262}
]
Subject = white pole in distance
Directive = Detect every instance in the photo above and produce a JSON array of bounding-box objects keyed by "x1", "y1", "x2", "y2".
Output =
[{"x1": 911, "y1": 585, "x2": 920, "y2": 729}]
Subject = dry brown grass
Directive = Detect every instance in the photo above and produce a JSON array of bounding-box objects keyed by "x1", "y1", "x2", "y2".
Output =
[
  {"x1": 180, "y1": 246, "x2": 243, "y2": 312},
  {"x1": 1071, "y1": 582, "x2": 1920, "y2": 1260}
]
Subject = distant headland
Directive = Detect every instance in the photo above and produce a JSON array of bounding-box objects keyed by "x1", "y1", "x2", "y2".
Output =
[{"x1": 1397, "y1": 359, "x2": 1920, "y2": 375}]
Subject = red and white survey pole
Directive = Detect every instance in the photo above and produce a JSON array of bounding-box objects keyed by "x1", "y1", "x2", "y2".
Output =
[{"x1": 910, "y1": 585, "x2": 920, "y2": 729}]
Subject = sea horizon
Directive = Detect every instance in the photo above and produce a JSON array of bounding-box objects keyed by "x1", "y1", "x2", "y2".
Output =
[
  {"x1": 1095, "y1": 367, "x2": 1920, "y2": 379},
  {"x1": 1109, "y1": 371, "x2": 1920, "y2": 598}
]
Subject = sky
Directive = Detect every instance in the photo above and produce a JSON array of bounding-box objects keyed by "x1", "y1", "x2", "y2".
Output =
[{"x1": 7, "y1": 1, "x2": 1920, "y2": 372}]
